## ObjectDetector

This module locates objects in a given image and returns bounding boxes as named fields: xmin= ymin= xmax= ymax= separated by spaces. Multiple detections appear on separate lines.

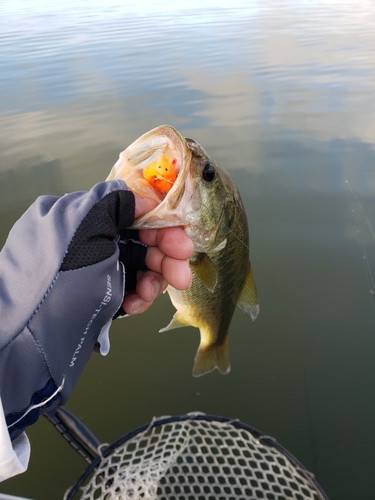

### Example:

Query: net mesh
xmin=67 ymin=414 xmax=325 ymax=500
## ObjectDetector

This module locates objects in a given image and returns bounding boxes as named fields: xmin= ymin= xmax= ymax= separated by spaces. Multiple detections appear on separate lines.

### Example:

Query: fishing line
xmin=163 ymin=171 xmax=313 ymax=306
xmin=153 ymin=172 xmax=251 ymax=252
xmin=356 ymin=228 xmax=375 ymax=298
xmin=345 ymin=180 xmax=375 ymax=242
xmin=138 ymin=159 xmax=369 ymax=325
xmin=345 ymin=179 xmax=375 ymax=318
xmin=156 ymin=169 xmax=356 ymax=321
xmin=175 ymin=171 xmax=375 ymax=326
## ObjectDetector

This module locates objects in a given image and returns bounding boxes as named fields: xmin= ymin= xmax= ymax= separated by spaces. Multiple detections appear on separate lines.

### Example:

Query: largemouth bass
xmin=107 ymin=125 xmax=259 ymax=376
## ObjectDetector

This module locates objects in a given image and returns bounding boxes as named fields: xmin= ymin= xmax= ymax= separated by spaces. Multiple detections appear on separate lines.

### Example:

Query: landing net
xmin=65 ymin=413 xmax=328 ymax=500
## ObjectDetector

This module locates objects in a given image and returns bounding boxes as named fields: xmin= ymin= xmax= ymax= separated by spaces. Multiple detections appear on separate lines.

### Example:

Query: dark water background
xmin=1 ymin=1 xmax=375 ymax=498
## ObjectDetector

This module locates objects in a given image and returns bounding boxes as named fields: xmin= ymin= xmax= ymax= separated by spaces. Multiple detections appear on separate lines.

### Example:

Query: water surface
xmin=1 ymin=1 xmax=375 ymax=498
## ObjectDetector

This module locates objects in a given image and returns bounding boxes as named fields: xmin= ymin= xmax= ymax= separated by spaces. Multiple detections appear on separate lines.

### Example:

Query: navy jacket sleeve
xmin=0 ymin=180 xmax=142 ymax=439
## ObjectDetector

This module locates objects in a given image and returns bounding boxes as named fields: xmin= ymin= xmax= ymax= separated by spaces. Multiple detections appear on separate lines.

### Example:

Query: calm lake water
xmin=1 ymin=0 xmax=375 ymax=498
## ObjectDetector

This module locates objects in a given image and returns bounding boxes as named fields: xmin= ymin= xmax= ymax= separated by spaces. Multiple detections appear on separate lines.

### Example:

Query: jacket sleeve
xmin=0 ymin=180 xmax=138 ymax=450
xmin=0 ymin=396 xmax=29 ymax=482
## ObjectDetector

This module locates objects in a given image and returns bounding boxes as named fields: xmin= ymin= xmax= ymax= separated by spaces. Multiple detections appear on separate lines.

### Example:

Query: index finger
xmin=139 ymin=227 xmax=194 ymax=260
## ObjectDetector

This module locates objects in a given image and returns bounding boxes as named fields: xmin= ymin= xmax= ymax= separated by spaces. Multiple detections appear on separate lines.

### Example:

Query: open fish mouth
xmin=107 ymin=125 xmax=199 ymax=229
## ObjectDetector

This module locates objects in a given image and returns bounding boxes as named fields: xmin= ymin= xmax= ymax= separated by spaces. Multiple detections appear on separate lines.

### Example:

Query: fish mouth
xmin=107 ymin=125 xmax=197 ymax=229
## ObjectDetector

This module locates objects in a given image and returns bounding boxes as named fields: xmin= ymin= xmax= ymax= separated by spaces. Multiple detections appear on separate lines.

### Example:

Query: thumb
xmin=133 ymin=192 xmax=159 ymax=219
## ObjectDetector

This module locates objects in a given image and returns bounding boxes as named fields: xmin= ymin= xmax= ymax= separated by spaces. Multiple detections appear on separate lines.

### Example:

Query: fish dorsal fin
xmin=237 ymin=263 xmax=259 ymax=321
xmin=190 ymin=253 xmax=218 ymax=292
xmin=159 ymin=312 xmax=189 ymax=332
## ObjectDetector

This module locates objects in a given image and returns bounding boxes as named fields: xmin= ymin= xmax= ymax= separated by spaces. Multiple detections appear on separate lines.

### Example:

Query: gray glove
xmin=0 ymin=180 xmax=146 ymax=439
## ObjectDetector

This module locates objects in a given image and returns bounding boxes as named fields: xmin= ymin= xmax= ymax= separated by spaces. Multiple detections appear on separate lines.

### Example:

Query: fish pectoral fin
xmin=192 ymin=338 xmax=231 ymax=377
xmin=159 ymin=312 xmax=189 ymax=332
xmin=190 ymin=253 xmax=218 ymax=292
xmin=237 ymin=263 xmax=259 ymax=321
xmin=211 ymin=238 xmax=227 ymax=253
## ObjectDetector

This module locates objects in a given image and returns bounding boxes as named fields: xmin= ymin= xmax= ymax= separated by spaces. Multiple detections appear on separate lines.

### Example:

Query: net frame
xmin=64 ymin=412 xmax=328 ymax=500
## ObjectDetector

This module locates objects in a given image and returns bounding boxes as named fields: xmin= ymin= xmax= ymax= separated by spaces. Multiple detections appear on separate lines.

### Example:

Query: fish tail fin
xmin=192 ymin=337 xmax=230 ymax=377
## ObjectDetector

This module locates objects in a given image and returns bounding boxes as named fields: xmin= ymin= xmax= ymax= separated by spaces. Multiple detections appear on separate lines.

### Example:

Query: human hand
xmin=122 ymin=194 xmax=194 ymax=315
xmin=0 ymin=181 xmax=193 ymax=439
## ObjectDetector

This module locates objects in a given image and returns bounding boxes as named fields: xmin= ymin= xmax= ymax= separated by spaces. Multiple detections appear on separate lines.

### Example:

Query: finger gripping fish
xmin=107 ymin=125 xmax=259 ymax=376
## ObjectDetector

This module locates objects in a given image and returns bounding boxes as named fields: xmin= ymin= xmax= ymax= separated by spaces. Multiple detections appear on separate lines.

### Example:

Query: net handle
xmin=44 ymin=407 xmax=104 ymax=465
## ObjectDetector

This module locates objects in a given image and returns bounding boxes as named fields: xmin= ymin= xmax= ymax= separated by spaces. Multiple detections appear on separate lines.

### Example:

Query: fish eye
xmin=202 ymin=162 xmax=215 ymax=182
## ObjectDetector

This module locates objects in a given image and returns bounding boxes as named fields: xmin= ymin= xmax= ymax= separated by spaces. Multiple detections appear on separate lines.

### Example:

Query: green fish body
xmin=107 ymin=126 xmax=259 ymax=376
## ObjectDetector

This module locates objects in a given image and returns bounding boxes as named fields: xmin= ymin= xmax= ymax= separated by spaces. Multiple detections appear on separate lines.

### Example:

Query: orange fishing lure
xmin=143 ymin=153 xmax=177 ymax=193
